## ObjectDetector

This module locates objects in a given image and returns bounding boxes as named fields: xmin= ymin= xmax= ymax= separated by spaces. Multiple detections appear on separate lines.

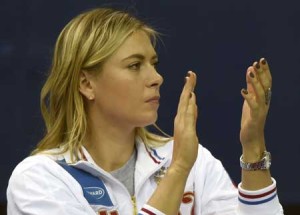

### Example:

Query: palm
xmin=239 ymin=59 xmax=272 ymax=147
xmin=240 ymin=99 xmax=265 ymax=144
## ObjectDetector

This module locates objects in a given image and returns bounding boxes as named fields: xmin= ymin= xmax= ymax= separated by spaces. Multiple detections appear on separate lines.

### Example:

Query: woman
xmin=7 ymin=8 xmax=284 ymax=215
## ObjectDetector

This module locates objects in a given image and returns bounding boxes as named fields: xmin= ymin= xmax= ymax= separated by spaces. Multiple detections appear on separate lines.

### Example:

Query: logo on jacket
xmin=84 ymin=187 xmax=105 ymax=199
xmin=154 ymin=166 xmax=168 ymax=184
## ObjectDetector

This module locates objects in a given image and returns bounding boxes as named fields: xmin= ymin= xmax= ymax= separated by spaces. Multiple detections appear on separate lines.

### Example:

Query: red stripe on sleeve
xmin=239 ymin=187 xmax=277 ymax=199
xmin=141 ymin=208 xmax=156 ymax=215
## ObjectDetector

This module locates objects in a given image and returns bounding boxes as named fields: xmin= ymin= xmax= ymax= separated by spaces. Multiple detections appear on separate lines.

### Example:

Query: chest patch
xmin=57 ymin=160 xmax=113 ymax=206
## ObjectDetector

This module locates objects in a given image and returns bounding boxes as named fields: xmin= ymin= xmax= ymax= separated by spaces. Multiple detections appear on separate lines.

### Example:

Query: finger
xmin=246 ymin=68 xmax=266 ymax=105
xmin=188 ymin=71 xmax=197 ymax=92
xmin=260 ymin=58 xmax=272 ymax=88
xmin=241 ymin=88 xmax=258 ymax=110
xmin=245 ymin=66 xmax=255 ymax=94
xmin=253 ymin=59 xmax=272 ymax=91
xmin=177 ymin=71 xmax=197 ymax=114
xmin=191 ymin=71 xmax=197 ymax=92
xmin=185 ymin=92 xmax=198 ymax=127
xmin=177 ymin=76 xmax=191 ymax=115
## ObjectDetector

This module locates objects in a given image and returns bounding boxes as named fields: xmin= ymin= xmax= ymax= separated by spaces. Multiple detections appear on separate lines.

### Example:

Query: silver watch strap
xmin=240 ymin=151 xmax=271 ymax=171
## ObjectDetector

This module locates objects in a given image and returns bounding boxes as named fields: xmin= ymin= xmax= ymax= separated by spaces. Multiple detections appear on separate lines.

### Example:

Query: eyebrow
xmin=121 ymin=54 xmax=158 ymax=62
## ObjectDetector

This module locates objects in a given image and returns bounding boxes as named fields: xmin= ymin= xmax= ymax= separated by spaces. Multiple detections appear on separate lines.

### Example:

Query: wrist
xmin=240 ymin=151 xmax=271 ymax=171
xmin=168 ymin=163 xmax=191 ymax=177
xmin=242 ymin=148 xmax=266 ymax=163
xmin=242 ymin=141 xmax=266 ymax=163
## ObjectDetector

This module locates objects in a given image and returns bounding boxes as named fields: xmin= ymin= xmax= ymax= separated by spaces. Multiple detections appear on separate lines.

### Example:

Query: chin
xmin=137 ymin=114 xmax=158 ymax=127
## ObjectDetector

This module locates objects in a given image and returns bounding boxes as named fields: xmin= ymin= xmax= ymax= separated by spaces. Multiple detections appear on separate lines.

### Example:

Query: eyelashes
xmin=128 ymin=61 xmax=159 ymax=71
xmin=128 ymin=62 xmax=141 ymax=70
xmin=153 ymin=61 xmax=159 ymax=69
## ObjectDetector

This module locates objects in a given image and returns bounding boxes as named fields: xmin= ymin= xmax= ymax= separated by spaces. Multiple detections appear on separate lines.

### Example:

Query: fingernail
xmin=262 ymin=59 xmax=267 ymax=65
xmin=242 ymin=89 xmax=248 ymax=95
xmin=255 ymin=62 xmax=260 ymax=69
xmin=249 ymin=72 xmax=255 ymax=78
xmin=187 ymin=72 xmax=191 ymax=77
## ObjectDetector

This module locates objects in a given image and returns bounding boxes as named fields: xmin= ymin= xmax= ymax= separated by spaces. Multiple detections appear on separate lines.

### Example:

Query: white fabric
xmin=7 ymin=138 xmax=284 ymax=215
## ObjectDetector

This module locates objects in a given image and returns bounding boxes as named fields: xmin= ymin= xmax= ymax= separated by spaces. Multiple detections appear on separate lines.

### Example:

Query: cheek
xmin=116 ymin=78 xmax=143 ymax=95
xmin=100 ymin=81 xmax=142 ymax=106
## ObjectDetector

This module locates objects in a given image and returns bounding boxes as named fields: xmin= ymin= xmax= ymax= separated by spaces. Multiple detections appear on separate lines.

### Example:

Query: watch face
xmin=266 ymin=160 xmax=271 ymax=169
xmin=265 ymin=152 xmax=271 ymax=169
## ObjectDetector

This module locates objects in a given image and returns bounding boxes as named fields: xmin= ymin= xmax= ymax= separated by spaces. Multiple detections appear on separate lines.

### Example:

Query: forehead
xmin=110 ymin=30 xmax=157 ymax=61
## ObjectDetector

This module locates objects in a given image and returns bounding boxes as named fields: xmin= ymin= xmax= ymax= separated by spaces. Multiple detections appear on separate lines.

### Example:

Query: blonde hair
xmin=31 ymin=8 xmax=171 ymax=161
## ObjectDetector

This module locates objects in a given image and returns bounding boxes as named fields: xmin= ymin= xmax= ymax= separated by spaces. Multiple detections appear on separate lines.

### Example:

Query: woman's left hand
xmin=240 ymin=58 xmax=272 ymax=158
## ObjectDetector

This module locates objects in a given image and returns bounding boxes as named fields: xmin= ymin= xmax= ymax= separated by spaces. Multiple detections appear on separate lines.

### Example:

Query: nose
xmin=147 ymin=69 xmax=164 ymax=88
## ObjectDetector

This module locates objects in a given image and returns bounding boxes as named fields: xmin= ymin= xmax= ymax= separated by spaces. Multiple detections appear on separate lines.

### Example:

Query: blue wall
xmin=1 ymin=0 xmax=299 ymax=205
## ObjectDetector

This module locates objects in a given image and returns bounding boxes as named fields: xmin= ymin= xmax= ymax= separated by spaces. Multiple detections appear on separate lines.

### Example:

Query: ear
xmin=79 ymin=71 xmax=95 ymax=100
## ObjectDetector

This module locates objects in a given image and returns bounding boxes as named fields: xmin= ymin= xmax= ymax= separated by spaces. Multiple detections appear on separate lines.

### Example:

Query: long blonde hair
xmin=32 ymin=8 xmax=170 ymax=161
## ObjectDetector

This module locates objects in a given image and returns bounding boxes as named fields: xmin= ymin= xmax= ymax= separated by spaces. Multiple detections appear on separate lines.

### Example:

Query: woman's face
xmin=90 ymin=30 xmax=163 ymax=129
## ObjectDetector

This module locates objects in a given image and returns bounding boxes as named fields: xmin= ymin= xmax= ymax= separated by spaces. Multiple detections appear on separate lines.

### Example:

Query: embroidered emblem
xmin=178 ymin=192 xmax=195 ymax=215
xmin=84 ymin=187 xmax=105 ymax=199
xmin=57 ymin=160 xmax=114 ymax=206
xmin=98 ymin=210 xmax=119 ymax=215
xmin=154 ymin=166 xmax=168 ymax=184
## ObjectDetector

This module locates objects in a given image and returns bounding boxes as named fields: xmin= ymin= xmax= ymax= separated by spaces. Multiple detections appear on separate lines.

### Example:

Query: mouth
xmin=146 ymin=96 xmax=160 ymax=103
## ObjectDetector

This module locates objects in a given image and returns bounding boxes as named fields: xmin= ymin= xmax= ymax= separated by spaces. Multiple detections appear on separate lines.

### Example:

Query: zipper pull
xmin=131 ymin=196 xmax=137 ymax=215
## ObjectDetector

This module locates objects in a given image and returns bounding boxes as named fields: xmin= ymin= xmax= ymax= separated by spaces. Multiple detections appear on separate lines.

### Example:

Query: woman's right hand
xmin=171 ymin=71 xmax=199 ymax=174
xmin=147 ymin=71 xmax=199 ymax=214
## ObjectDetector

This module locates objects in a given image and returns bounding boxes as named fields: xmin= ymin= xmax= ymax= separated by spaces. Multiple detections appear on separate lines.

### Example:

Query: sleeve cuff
xmin=237 ymin=178 xmax=283 ymax=214
xmin=138 ymin=204 xmax=165 ymax=215
xmin=238 ymin=177 xmax=277 ymax=205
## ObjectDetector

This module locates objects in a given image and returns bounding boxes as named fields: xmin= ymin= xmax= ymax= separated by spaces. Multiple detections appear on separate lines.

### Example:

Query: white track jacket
xmin=7 ymin=138 xmax=284 ymax=215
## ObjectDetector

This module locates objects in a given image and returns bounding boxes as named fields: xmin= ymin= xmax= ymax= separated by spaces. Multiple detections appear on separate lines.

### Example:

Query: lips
xmin=146 ymin=96 xmax=160 ymax=103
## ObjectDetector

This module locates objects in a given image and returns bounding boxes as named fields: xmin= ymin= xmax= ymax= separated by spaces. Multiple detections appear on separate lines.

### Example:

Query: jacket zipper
xmin=132 ymin=196 xmax=137 ymax=215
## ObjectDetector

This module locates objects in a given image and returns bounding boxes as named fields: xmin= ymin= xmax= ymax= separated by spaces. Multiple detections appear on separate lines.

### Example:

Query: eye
xmin=128 ymin=62 xmax=141 ymax=71
xmin=153 ymin=61 xmax=159 ymax=69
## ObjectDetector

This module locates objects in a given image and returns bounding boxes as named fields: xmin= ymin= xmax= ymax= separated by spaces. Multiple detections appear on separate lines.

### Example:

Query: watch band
xmin=240 ymin=151 xmax=271 ymax=171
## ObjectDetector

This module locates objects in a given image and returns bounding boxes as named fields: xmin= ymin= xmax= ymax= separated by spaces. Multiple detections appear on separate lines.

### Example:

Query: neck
xmin=83 ymin=111 xmax=137 ymax=172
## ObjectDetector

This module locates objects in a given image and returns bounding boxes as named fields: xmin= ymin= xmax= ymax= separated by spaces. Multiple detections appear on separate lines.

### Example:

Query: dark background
xmin=1 ymin=0 xmax=299 ymax=214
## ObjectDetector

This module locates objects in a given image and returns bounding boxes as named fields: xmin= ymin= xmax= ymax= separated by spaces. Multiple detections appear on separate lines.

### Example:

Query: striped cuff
xmin=138 ymin=204 xmax=165 ymax=215
xmin=238 ymin=178 xmax=277 ymax=205
xmin=237 ymin=178 xmax=283 ymax=215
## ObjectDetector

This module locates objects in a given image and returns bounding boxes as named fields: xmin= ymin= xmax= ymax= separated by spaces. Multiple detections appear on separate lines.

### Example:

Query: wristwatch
xmin=240 ymin=151 xmax=271 ymax=171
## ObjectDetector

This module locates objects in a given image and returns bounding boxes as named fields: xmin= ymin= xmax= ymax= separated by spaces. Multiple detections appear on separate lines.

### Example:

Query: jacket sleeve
xmin=138 ymin=204 xmax=166 ymax=215
xmin=7 ymin=156 xmax=96 ymax=215
xmin=237 ymin=178 xmax=283 ymax=215
xmin=194 ymin=146 xmax=284 ymax=215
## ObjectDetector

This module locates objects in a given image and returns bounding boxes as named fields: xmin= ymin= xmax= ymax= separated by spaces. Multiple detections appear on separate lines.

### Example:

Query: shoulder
xmin=9 ymin=150 xmax=63 ymax=177
xmin=7 ymin=153 xmax=84 ymax=202
xmin=7 ymin=150 xmax=77 ymax=194
xmin=7 ymin=154 xmax=92 ymax=214
xmin=192 ymin=144 xmax=227 ymax=175
xmin=8 ymin=154 xmax=62 ymax=191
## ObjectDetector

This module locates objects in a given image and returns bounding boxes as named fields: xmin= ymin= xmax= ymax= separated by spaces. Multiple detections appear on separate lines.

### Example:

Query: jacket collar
xmin=61 ymin=137 xmax=173 ymax=174
xmin=134 ymin=136 xmax=173 ymax=191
